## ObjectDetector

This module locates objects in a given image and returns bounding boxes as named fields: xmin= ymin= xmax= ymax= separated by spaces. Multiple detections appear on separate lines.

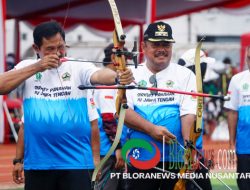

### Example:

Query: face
xmin=246 ymin=47 xmax=250 ymax=71
xmin=33 ymin=33 xmax=66 ymax=59
xmin=142 ymin=41 xmax=173 ymax=73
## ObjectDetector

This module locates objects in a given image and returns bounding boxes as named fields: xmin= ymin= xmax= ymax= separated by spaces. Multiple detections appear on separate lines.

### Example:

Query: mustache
xmin=154 ymin=51 xmax=168 ymax=57
xmin=57 ymin=53 xmax=65 ymax=59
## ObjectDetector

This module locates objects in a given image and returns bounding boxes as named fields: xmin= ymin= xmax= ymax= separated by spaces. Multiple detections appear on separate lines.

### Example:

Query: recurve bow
xmin=91 ymin=0 xmax=128 ymax=188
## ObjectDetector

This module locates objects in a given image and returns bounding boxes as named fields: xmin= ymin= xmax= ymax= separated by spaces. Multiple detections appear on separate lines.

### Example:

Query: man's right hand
xmin=12 ymin=163 xmax=24 ymax=184
xmin=149 ymin=125 xmax=176 ymax=143
xmin=37 ymin=54 xmax=60 ymax=71
xmin=115 ymin=149 xmax=125 ymax=169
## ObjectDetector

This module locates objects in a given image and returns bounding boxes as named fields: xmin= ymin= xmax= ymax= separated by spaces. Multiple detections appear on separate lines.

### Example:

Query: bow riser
xmin=113 ymin=30 xmax=127 ymax=114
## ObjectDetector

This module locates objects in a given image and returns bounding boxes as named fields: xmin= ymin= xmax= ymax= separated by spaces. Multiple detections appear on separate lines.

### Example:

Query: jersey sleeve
xmin=14 ymin=59 xmax=37 ymax=70
xmin=224 ymin=76 xmax=239 ymax=111
xmin=79 ymin=62 xmax=100 ymax=86
xmin=87 ymin=90 xmax=99 ymax=122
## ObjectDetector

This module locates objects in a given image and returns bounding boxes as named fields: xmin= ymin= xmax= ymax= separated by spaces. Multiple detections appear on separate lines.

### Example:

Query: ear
xmin=32 ymin=44 xmax=39 ymax=53
xmin=141 ymin=41 xmax=146 ymax=52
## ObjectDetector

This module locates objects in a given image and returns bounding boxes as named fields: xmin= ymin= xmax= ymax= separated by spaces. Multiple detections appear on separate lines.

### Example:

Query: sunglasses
xmin=149 ymin=74 xmax=158 ymax=95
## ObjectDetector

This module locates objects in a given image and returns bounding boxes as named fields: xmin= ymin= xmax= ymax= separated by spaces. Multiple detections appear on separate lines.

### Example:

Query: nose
xmin=155 ymin=45 xmax=167 ymax=51
xmin=56 ymin=51 xmax=64 ymax=58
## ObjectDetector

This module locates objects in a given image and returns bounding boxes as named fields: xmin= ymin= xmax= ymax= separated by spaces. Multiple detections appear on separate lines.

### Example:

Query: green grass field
xmin=211 ymin=177 xmax=238 ymax=190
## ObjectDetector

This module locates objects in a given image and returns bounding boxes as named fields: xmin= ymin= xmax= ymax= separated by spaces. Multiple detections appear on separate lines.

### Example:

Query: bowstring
xmin=62 ymin=0 xmax=71 ymax=29
xmin=176 ymin=140 xmax=232 ymax=190
xmin=56 ymin=0 xmax=73 ymax=119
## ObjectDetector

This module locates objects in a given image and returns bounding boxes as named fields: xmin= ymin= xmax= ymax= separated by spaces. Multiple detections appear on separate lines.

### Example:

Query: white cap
xmin=180 ymin=49 xmax=226 ymax=82
xmin=180 ymin=48 xmax=215 ymax=67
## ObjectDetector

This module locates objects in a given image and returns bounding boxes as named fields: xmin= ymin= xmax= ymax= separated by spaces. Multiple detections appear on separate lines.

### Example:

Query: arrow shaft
xmin=78 ymin=85 xmax=229 ymax=101
xmin=60 ymin=58 xmax=140 ymax=66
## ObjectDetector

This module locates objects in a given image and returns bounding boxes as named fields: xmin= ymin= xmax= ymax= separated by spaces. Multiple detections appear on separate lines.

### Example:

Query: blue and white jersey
xmin=15 ymin=58 xmax=99 ymax=170
xmin=224 ymin=70 xmax=250 ymax=154
xmin=126 ymin=63 xmax=197 ymax=162
xmin=93 ymin=89 xmax=127 ymax=156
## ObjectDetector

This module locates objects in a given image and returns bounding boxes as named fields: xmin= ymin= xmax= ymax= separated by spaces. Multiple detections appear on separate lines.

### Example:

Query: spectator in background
xmin=179 ymin=49 xmax=217 ymax=134
xmin=93 ymin=43 xmax=127 ymax=190
xmin=223 ymin=57 xmax=232 ymax=76
xmin=222 ymin=57 xmax=233 ymax=94
xmin=6 ymin=53 xmax=20 ymax=98
xmin=6 ymin=53 xmax=16 ymax=71
xmin=5 ymin=53 xmax=24 ymax=98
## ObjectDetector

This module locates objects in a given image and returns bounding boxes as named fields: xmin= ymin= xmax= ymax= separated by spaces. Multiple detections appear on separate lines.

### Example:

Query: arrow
xmin=78 ymin=85 xmax=230 ymax=101
xmin=60 ymin=57 xmax=141 ymax=66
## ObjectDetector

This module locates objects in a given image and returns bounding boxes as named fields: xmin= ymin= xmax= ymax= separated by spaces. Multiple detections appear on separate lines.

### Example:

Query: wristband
xmin=13 ymin=158 xmax=23 ymax=165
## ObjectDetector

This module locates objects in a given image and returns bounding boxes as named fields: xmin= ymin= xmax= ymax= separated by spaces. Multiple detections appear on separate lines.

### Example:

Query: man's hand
xmin=93 ymin=157 xmax=101 ymax=181
xmin=229 ymin=141 xmax=235 ymax=151
xmin=115 ymin=149 xmax=125 ymax=169
xmin=117 ymin=68 xmax=134 ymax=85
xmin=37 ymin=54 xmax=61 ymax=71
xmin=12 ymin=163 xmax=24 ymax=184
xmin=228 ymin=143 xmax=236 ymax=166
xmin=149 ymin=126 xmax=176 ymax=143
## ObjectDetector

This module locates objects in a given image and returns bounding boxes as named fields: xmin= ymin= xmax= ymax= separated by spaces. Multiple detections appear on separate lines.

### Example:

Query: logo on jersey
xmin=35 ymin=72 xmax=42 ymax=81
xmin=104 ymin=96 xmax=114 ymax=100
xmin=242 ymin=83 xmax=249 ymax=91
xmin=121 ymin=139 xmax=160 ymax=170
xmin=62 ymin=72 xmax=71 ymax=81
xmin=166 ymin=80 xmax=174 ymax=88
xmin=89 ymin=97 xmax=96 ymax=108
xmin=138 ymin=80 xmax=147 ymax=87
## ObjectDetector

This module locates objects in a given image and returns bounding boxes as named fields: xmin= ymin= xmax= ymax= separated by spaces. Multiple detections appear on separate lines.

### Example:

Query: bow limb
xmin=91 ymin=104 xmax=126 ymax=186
xmin=193 ymin=39 xmax=204 ymax=137
xmin=91 ymin=0 xmax=127 ymax=187
xmin=186 ymin=38 xmax=204 ymax=150
xmin=174 ymin=39 xmax=204 ymax=190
